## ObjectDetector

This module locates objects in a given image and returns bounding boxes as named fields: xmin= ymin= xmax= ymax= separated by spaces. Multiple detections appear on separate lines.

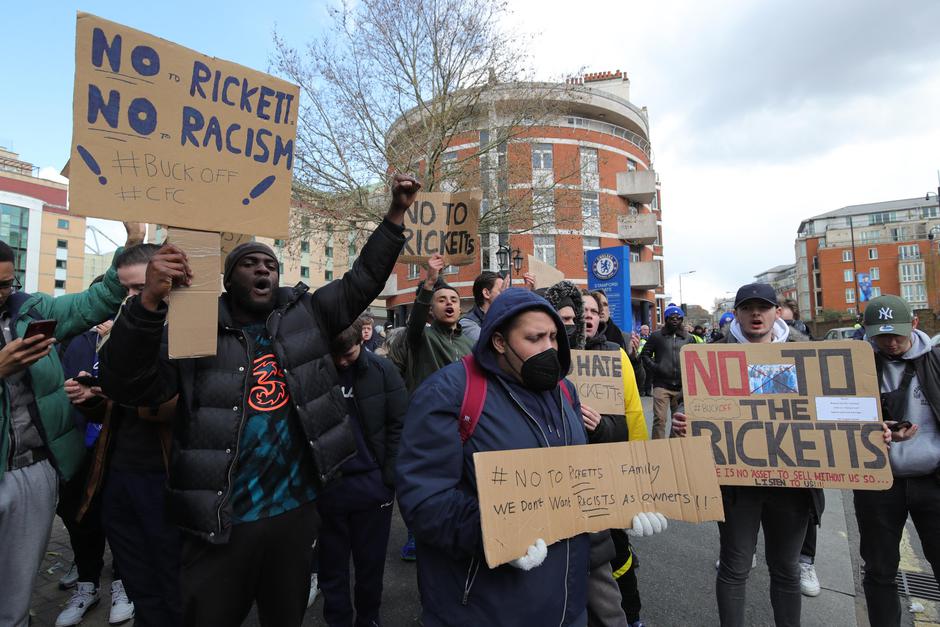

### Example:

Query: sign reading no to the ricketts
xmin=680 ymin=341 xmax=892 ymax=491
xmin=69 ymin=13 xmax=297 ymax=237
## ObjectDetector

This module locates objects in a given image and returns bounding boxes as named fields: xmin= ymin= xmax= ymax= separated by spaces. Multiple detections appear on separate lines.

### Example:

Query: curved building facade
xmin=383 ymin=70 xmax=665 ymax=330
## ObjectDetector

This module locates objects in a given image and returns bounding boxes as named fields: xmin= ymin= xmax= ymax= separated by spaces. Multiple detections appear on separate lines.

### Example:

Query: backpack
xmin=457 ymin=354 xmax=574 ymax=443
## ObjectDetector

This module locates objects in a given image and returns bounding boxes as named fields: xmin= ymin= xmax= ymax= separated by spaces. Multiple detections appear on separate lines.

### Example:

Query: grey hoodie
xmin=878 ymin=329 xmax=940 ymax=477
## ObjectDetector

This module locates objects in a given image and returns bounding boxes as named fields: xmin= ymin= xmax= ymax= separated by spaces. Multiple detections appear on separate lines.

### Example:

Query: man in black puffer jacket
xmin=319 ymin=318 xmax=407 ymax=627
xmin=98 ymin=175 xmax=417 ymax=627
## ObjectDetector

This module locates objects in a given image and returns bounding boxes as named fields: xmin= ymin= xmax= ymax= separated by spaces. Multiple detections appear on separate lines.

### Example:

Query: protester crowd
xmin=0 ymin=174 xmax=937 ymax=627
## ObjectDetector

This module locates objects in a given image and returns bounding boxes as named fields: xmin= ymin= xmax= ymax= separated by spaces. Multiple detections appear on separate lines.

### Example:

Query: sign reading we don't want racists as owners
xmin=70 ymin=13 xmax=297 ymax=238
xmin=681 ymin=341 xmax=892 ymax=491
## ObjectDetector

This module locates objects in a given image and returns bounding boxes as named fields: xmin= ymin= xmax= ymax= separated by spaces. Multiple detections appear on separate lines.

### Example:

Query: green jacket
xmin=403 ymin=288 xmax=473 ymax=392
xmin=1 ymin=249 xmax=127 ymax=482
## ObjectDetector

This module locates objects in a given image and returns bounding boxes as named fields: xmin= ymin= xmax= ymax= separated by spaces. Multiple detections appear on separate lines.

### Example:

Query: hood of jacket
xmin=544 ymin=280 xmax=585 ymax=349
xmin=473 ymin=288 xmax=571 ymax=377
xmin=729 ymin=318 xmax=792 ymax=344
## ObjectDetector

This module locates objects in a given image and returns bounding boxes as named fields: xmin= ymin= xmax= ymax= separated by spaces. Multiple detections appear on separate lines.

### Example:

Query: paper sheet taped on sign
xmin=567 ymin=350 xmax=625 ymax=415
xmin=399 ymin=191 xmax=480 ymax=266
xmin=167 ymin=228 xmax=219 ymax=359
xmin=680 ymin=341 xmax=892 ymax=491
xmin=474 ymin=437 xmax=723 ymax=568
xmin=69 ymin=13 xmax=296 ymax=237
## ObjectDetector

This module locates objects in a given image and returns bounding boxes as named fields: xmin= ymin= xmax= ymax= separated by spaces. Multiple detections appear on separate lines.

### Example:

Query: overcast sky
xmin=4 ymin=1 xmax=940 ymax=309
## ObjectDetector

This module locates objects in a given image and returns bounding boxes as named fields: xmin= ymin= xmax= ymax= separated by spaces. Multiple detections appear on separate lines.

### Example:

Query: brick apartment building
xmin=795 ymin=196 xmax=940 ymax=319
xmin=381 ymin=70 xmax=665 ymax=329
xmin=0 ymin=148 xmax=86 ymax=296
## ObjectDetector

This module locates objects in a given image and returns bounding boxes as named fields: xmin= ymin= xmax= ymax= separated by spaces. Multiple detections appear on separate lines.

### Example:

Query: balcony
xmin=616 ymin=170 xmax=656 ymax=204
xmin=618 ymin=213 xmax=658 ymax=244
xmin=630 ymin=260 xmax=661 ymax=290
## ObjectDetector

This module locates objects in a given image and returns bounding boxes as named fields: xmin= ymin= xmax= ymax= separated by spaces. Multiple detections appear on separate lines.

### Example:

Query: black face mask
xmin=564 ymin=324 xmax=577 ymax=344
xmin=506 ymin=341 xmax=562 ymax=392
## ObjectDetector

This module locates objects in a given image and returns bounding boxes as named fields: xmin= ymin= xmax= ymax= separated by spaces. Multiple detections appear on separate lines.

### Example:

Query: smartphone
xmin=73 ymin=375 xmax=99 ymax=387
xmin=889 ymin=420 xmax=913 ymax=432
xmin=23 ymin=319 xmax=57 ymax=340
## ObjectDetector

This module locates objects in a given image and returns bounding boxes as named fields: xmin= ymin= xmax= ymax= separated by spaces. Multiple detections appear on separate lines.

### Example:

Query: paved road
xmin=29 ymin=398 xmax=940 ymax=626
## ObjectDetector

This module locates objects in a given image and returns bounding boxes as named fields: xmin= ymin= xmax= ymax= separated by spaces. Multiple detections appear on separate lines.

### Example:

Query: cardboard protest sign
xmin=568 ymin=350 xmax=625 ymax=415
xmin=399 ymin=192 xmax=479 ymax=266
xmin=167 ymin=228 xmax=220 ymax=358
xmin=69 ymin=13 xmax=296 ymax=237
xmin=681 ymin=341 xmax=892 ymax=491
xmin=528 ymin=254 xmax=564 ymax=288
xmin=219 ymin=232 xmax=253 ymax=272
xmin=475 ymin=437 xmax=723 ymax=568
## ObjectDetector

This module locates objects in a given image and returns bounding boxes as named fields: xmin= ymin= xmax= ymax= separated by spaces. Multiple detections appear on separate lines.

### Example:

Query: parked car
xmin=823 ymin=327 xmax=857 ymax=340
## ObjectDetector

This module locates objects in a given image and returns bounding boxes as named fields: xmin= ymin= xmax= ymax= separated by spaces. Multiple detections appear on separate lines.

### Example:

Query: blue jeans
xmin=716 ymin=486 xmax=810 ymax=627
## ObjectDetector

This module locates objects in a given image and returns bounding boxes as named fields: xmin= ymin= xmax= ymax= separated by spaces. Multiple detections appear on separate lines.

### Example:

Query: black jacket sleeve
xmin=98 ymin=296 xmax=180 ymax=407
xmin=312 ymin=218 xmax=405 ymax=339
xmin=380 ymin=358 xmax=408 ymax=488
xmin=406 ymin=287 xmax=432 ymax=348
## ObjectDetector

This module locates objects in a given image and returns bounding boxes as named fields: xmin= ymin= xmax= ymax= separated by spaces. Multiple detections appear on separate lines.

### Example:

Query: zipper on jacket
xmin=502 ymin=384 xmax=551 ymax=447
xmin=461 ymin=556 xmax=481 ymax=605
xmin=218 ymin=326 xmax=252 ymax=537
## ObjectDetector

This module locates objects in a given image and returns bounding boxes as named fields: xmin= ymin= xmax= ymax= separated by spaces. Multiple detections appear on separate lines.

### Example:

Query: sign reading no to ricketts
xmin=680 ymin=341 xmax=893 ymax=491
xmin=69 ymin=13 xmax=297 ymax=237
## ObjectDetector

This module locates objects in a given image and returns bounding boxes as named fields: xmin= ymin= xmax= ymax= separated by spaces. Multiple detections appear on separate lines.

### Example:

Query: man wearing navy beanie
xmin=640 ymin=303 xmax=693 ymax=438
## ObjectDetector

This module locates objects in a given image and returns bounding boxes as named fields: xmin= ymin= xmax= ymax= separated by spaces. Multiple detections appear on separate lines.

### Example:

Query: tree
xmin=271 ymin=0 xmax=581 ymax=245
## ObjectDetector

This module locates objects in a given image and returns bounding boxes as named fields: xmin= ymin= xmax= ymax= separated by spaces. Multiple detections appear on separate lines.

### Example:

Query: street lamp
xmin=496 ymin=245 xmax=523 ymax=284
xmin=678 ymin=270 xmax=696 ymax=312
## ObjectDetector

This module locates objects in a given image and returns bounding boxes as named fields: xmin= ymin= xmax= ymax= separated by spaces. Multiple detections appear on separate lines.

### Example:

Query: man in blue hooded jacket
xmin=396 ymin=288 xmax=590 ymax=627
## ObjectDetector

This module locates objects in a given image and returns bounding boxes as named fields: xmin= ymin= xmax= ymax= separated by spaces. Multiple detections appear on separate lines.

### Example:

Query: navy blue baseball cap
xmin=734 ymin=283 xmax=778 ymax=308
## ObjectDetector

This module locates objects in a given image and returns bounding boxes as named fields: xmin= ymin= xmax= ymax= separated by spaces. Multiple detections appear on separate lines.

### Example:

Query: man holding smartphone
xmin=0 ymin=222 xmax=142 ymax=627
xmin=853 ymin=295 xmax=937 ymax=627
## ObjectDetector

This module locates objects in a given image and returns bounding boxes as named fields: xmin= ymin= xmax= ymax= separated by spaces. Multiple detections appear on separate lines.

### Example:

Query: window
xmin=581 ymin=192 xmax=600 ymax=234
xmin=812 ymin=256 xmax=819 ymax=270
xmin=580 ymin=147 xmax=599 ymax=191
xmin=0 ymin=203 xmax=30 ymax=287
xmin=301 ymin=216 xmax=310 ymax=228
xmin=443 ymin=265 xmax=459 ymax=275
xmin=55 ymin=279 xmax=66 ymax=289
xmin=859 ymin=230 xmax=878 ymax=243
xmin=845 ymin=288 xmax=855 ymax=304
xmin=922 ymin=206 xmax=939 ymax=219
xmin=843 ymin=269 xmax=853 ymax=282
xmin=279 ymin=262 xmax=284 ymax=274
xmin=348 ymin=231 xmax=357 ymax=259
xmin=900 ymin=262 xmax=924 ymax=282
xmin=899 ymin=244 xmax=920 ymax=260
xmin=300 ymin=240 xmax=309 ymax=253
xmin=627 ymin=160 xmax=637 ymax=172
xmin=901 ymin=283 xmax=927 ymax=305
xmin=57 ymin=219 xmax=69 ymax=230
xmin=583 ymin=236 xmax=600 ymax=270
xmin=532 ymin=143 xmax=553 ymax=171
xmin=869 ymin=211 xmax=893 ymax=225
xmin=57 ymin=239 xmax=68 ymax=249
xmin=55 ymin=259 xmax=66 ymax=269
xmin=890 ymin=227 xmax=909 ymax=242
xmin=630 ymin=251 xmax=641 ymax=263
xmin=868 ymin=248 xmax=878 ymax=260
xmin=274 ymin=239 xmax=285 ymax=247
xmin=324 ymin=270 xmax=333 ymax=280
xmin=870 ymin=267 xmax=880 ymax=280
xmin=533 ymin=235 xmax=556 ymax=266
xmin=532 ymin=189 xmax=555 ymax=228
xmin=870 ymin=286 xmax=882 ymax=298
xmin=300 ymin=266 xmax=309 ymax=278
xmin=847 ymin=307 xmax=856 ymax=315
xmin=408 ymin=264 xmax=420 ymax=280
xmin=842 ymin=250 xmax=852 ymax=262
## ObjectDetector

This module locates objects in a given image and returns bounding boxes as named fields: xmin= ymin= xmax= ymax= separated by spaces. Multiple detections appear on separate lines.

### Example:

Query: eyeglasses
xmin=0 ymin=277 xmax=22 ymax=292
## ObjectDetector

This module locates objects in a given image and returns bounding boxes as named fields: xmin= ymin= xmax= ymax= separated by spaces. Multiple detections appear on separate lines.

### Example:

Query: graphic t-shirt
xmin=230 ymin=324 xmax=317 ymax=523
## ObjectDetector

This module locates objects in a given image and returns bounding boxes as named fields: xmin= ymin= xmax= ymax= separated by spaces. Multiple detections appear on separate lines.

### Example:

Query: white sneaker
xmin=800 ymin=562 xmax=821 ymax=597
xmin=109 ymin=580 xmax=135 ymax=624
xmin=55 ymin=582 xmax=100 ymax=626
xmin=307 ymin=573 xmax=319 ymax=609
xmin=59 ymin=562 xmax=79 ymax=590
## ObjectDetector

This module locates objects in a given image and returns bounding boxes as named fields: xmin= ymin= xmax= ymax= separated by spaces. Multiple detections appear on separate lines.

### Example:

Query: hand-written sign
xmin=399 ymin=191 xmax=479 ymax=266
xmin=680 ymin=341 xmax=892 ymax=490
xmin=528 ymin=254 xmax=564 ymax=289
xmin=567 ymin=350 xmax=625 ymax=415
xmin=69 ymin=13 xmax=296 ymax=237
xmin=475 ymin=437 xmax=724 ymax=568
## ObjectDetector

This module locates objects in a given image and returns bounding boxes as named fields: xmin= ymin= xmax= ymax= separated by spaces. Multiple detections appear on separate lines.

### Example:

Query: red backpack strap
xmin=458 ymin=354 xmax=487 ymax=443
xmin=559 ymin=379 xmax=575 ymax=407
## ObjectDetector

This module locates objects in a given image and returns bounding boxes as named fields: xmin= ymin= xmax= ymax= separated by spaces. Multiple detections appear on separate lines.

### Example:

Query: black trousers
xmin=103 ymin=468 xmax=182 ymax=627
xmin=855 ymin=475 xmax=940 ymax=627
xmin=181 ymin=500 xmax=319 ymax=627
xmin=57 ymin=453 xmax=113 ymax=587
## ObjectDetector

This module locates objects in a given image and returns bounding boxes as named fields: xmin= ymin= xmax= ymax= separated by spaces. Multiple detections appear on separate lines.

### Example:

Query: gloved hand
xmin=509 ymin=539 xmax=547 ymax=571
xmin=626 ymin=512 xmax=668 ymax=537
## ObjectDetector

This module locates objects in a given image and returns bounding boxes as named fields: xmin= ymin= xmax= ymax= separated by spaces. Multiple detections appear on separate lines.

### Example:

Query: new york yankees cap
xmin=863 ymin=295 xmax=913 ymax=337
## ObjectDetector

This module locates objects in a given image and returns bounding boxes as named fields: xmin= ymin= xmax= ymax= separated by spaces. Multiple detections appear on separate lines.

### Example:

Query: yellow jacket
xmin=620 ymin=348 xmax=648 ymax=442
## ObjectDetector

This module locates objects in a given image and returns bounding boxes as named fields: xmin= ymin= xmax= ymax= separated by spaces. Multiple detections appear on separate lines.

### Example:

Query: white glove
xmin=626 ymin=512 xmax=668 ymax=537
xmin=509 ymin=538 xmax=547 ymax=571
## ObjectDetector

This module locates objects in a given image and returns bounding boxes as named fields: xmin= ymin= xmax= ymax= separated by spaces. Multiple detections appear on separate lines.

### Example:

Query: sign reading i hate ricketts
xmin=69 ymin=13 xmax=297 ymax=237
xmin=680 ymin=341 xmax=893 ymax=491
xmin=475 ymin=437 xmax=724 ymax=568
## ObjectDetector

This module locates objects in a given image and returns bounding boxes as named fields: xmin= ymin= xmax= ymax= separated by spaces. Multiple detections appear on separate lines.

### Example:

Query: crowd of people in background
xmin=0 ymin=174 xmax=937 ymax=627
